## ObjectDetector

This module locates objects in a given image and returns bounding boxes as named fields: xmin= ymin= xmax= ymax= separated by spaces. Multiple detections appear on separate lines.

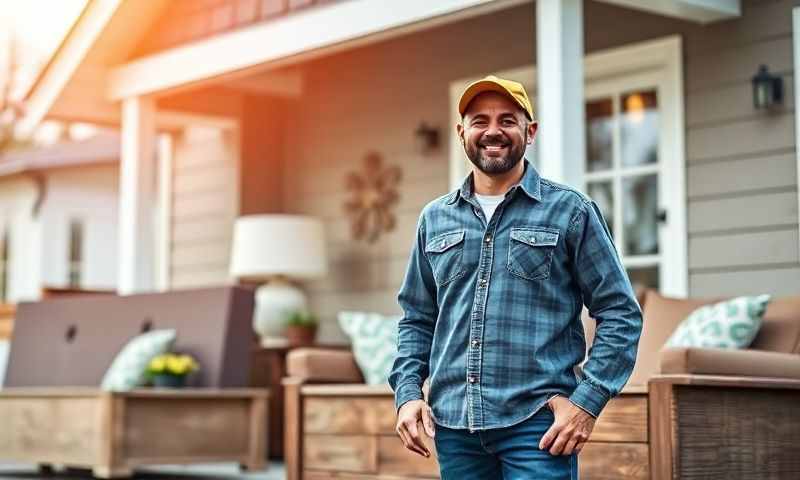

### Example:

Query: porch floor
xmin=0 ymin=462 xmax=286 ymax=479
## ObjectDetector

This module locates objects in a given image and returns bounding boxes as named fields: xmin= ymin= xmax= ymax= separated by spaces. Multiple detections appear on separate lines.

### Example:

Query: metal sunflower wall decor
xmin=343 ymin=151 xmax=402 ymax=243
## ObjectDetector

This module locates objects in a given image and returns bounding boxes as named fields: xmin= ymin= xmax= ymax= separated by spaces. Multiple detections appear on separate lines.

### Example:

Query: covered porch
xmin=20 ymin=0 xmax=798 ymax=344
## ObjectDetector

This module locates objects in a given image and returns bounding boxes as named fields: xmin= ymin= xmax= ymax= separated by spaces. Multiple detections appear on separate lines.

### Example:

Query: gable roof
xmin=0 ymin=131 xmax=119 ymax=178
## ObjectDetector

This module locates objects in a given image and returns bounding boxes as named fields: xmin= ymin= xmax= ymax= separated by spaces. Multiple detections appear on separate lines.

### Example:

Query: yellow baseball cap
xmin=458 ymin=75 xmax=534 ymax=121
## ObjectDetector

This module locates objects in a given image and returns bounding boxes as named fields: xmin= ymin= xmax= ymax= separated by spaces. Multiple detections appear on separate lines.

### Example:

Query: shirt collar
xmin=446 ymin=158 xmax=542 ymax=205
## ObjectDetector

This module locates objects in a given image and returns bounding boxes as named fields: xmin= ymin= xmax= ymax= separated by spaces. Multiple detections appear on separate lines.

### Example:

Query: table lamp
xmin=229 ymin=214 xmax=327 ymax=346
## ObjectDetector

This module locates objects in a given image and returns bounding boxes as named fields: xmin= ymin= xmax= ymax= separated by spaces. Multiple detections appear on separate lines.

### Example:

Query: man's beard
xmin=465 ymin=142 xmax=525 ymax=175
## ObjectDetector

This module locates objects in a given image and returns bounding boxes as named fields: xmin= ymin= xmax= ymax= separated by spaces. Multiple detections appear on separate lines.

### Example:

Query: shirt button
xmin=485 ymin=236 xmax=492 ymax=243
xmin=468 ymin=376 xmax=477 ymax=383
xmin=480 ymin=279 xmax=487 ymax=285
xmin=471 ymin=340 xmax=479 ymax=348
xmin=441 ymin=241 xmax=446 ymax=248
xmin=530 ymin=236 xmax=536 ymax=244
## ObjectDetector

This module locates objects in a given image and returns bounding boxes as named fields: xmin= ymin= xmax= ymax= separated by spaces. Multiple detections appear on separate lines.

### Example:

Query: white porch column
xmin=118 ymin=96 xmax=157 ymax=294
xmin=536 ymin=0 xmax=586 ymax=189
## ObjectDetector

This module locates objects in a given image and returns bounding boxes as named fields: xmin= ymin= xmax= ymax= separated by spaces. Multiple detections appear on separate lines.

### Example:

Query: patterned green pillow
xmin=338 ymin=311 xmax=400 ymax=385
xmin=665 ymin=294 xmax=771 ymax=349
xmin=100 ymin=329 xmax=177 ymax=391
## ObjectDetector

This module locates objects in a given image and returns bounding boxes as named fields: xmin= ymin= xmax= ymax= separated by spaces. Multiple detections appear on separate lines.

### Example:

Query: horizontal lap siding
xmin=685 ymin=0 xmax=799 ymax=297
xmin=170 ymin=126 xmax=239 ymax=289
xmin=281 ymin=6 xmax=537 ymax=342
xmin=276 ymin=1 xmax=800 ymax=342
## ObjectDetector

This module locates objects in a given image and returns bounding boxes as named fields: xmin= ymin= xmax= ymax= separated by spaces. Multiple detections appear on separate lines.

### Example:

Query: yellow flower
xmin=166 ymin=355 xmax=186 ymax=375
xmin=148 ymin=356 xmax=166 ymax=373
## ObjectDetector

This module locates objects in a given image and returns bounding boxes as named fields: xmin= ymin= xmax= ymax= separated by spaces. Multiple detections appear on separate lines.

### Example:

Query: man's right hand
xmin=395 ymin=399 xmax=436 ymax=458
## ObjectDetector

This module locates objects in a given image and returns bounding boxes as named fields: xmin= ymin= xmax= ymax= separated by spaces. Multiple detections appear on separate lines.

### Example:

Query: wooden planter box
xmin=0 ymin=387 xmax=270 ymax=478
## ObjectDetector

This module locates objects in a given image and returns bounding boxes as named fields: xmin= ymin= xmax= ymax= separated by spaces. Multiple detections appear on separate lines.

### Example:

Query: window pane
xmin=587 ymin=181 xmax=614 ymax=239
xmin=623 ymin=174 xmax=658 ymax=255
xmin=626 ymin=265 xmax=659 ymax=291
xmin=585 ymin=98 xmax=613 ymax=172
xmin=621 ymin=90 xmax=658 ymax=167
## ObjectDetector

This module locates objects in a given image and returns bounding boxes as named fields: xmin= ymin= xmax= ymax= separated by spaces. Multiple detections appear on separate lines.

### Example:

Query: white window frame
xmin=794 ymin=8 xmax=800 ymax=262
xmin=449 ymin=35 xmax=687 ymax=297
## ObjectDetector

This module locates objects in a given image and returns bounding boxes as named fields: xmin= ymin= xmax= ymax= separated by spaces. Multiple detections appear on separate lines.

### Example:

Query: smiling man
xmin=389 ymin=75 xmax=643 ymax=479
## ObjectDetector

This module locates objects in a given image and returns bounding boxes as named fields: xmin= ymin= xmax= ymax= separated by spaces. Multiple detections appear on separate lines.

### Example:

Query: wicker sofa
xmin=282 ymin=288 xmax=800 ymax=480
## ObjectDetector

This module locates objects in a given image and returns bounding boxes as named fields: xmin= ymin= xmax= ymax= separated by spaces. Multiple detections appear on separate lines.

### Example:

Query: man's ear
xmin=527 ymin=121 xmax=539 ymax=144
xmin=456 ymin=122 xmax=465 ymax=146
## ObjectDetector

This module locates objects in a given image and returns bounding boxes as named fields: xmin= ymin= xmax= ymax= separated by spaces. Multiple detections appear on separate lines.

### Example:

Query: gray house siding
xmin=275 ymin=0 xmax=798 ymax=341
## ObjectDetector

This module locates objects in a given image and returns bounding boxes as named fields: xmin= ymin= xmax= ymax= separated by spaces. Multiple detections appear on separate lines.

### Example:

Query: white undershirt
xmin=474 ymin=192 xmax=506 ymax=223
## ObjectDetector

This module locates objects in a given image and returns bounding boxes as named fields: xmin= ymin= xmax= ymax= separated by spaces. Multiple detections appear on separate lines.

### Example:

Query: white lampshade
xmin=229 ymin=214 xmax=328 ymax=281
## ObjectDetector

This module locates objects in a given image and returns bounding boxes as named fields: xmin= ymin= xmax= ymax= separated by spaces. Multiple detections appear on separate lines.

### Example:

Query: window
xmin=68 ymin=219 xmax=83 ymax=288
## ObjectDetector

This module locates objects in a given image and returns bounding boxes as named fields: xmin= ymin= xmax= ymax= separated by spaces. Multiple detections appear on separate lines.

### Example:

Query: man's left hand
xmin=539 ymin=395 xmax=595 ymax=456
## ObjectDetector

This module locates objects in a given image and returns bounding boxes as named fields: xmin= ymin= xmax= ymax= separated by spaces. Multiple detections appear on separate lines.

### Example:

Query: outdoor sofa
xmin=282 ymin=287 xmax=800 ymax=480
xmin=0 ymin=286 xmax=270 ymax=478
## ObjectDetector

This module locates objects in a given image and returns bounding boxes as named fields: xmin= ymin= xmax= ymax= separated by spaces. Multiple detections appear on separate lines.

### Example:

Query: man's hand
xmin=539 ymin=395 xmax=595 ymax=456
xmin=395 ymin=399 xmax=436 ymax=458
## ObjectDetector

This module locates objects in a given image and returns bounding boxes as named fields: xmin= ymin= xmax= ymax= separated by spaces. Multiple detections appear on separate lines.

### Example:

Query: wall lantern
xmin=751 ymin=64 xmax=783 ymax=110
xmin=414 ymin=122 xmax=439 ymax=154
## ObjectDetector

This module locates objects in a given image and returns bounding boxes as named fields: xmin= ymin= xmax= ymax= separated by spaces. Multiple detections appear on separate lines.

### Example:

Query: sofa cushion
xmin=626 ymin=290 xmax=723 ymax=387
xmin=664 ymin=294 xmax=770 ymax=349
xmin=286 ymin=347 xmax=364 ymax=383
xmin=628 ymin=290 xmax=800 ymax=387
xmin=660 ymin=347 xmax=800 ymax=379
xmin=750 ymin=295 xmax=800 ymax=353
xmin=338 ymin=312 xmax=400 ymax=385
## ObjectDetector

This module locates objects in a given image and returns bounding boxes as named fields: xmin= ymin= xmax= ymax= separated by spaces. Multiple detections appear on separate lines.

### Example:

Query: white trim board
xmin=596 ymin=0 xmax=739 ymax=24
xmin=794 ymin=8 xmax=800 ymax=267
xmin=449 ymin=36 xmax=687 ymax=297
xmin=16 ymin=0 xmax=124 ymax=137
xmin=107 ymin=0 xmax=529 ymax=100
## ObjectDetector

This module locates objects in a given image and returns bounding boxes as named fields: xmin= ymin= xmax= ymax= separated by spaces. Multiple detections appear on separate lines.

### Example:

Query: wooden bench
xmin=283 ymin=382 xmax=649 ymax=479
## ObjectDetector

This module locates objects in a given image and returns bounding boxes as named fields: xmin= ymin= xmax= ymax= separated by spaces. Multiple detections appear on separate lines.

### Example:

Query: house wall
xmin=0 ymin=165 xmax=119 ymax=303
xmin=0 ymin=177 xmax=41 ymax=302
xmin=273 ymin=0 xmax=798 ymax=342
xmin=170 ymin=125 xmax=240 ymax=288
xmin=39 ymin=166 xmax=120 ymax=291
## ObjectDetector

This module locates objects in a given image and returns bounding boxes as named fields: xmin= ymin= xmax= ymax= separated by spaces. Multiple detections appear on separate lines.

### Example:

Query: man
xmin=388 ymin=75 xmax=643 ymax=479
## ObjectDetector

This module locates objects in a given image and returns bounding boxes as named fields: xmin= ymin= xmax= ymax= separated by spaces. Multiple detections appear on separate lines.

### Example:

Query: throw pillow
xmin=338 ymin=311 xmax=400 ymax=385
xmin=100 ymin=329 xmax=177 ymax=391
xmin=664 ymin=294 xmax=771 ymax=349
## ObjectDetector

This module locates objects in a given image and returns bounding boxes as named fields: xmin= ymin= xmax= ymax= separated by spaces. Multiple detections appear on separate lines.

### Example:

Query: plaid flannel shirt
xmin=389 ymin=159 xmax=643 ymax=431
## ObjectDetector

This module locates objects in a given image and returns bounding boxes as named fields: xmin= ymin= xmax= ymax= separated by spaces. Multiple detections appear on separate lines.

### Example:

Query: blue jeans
xmin=433 ymin=407 xmax=578 ymax=479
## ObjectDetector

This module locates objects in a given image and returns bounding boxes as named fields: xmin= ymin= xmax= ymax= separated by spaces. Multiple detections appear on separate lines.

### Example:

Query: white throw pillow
xmin=664 ymin=294 xmax=771 ymax=349
xmin=100 ymin=329 xmax=177 ymax=391
xmin=338 ymin=311 xmax=400 ymax=385
xmin=0 ymin=340 xmax=9 ymax=387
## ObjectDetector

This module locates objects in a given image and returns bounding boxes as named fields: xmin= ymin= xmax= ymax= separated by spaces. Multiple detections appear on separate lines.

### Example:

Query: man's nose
xmin=483 ymin=123 xmax=504 ymax=137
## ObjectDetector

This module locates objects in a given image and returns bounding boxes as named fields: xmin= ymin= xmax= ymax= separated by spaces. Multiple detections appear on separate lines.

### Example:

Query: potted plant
xmin=283 ymin=310 xmax=318 ymax=347
xmin=146 ymin=352 xmax=199 ymax=388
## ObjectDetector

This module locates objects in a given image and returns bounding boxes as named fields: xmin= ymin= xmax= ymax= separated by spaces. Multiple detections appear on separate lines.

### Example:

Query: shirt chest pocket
xmin=425 ymin=230 xmax=466 ymax=287
xmin=507 ymin=227 xmax=560 ymax=281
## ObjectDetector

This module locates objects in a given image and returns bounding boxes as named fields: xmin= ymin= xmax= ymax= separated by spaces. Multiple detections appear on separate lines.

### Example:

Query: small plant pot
xmin=151 ymin=373 xmax=187 ymax=388
xmin=285 ymin=325 xmax=317 ymax=347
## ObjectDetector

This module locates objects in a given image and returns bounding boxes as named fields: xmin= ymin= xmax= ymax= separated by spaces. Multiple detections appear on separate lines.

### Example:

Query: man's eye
xmin=473 ymin=120 xmax=488 ymax=127
xmin=502 ymin=119 xmax=517 ymax=126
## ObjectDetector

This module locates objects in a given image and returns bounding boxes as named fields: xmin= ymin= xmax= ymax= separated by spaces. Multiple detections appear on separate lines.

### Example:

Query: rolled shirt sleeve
xmin=388 ymin=212 xmax=439 ymax=413
xmin=565 ymin=199 xmax=643 ymax=418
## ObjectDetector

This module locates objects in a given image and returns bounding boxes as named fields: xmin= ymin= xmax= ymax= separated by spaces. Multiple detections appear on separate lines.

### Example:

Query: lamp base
xmin=253 ymin=278 xmax=308 ymax=342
